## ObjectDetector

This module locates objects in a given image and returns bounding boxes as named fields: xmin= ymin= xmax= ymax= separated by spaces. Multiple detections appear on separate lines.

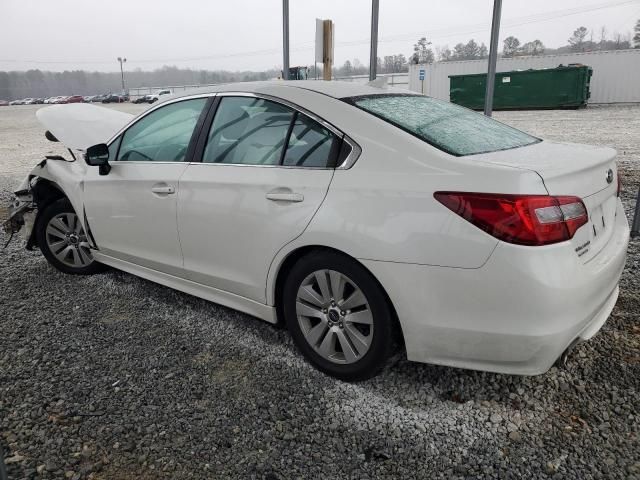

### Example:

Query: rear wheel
xmin=283 ymin=251 xmax=395 ymax=381
xmin=36 ymin=199 xmax=103 ymax=275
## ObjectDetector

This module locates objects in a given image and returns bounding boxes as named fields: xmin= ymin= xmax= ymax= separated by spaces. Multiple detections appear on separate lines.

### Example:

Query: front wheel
xmin=35 ymin=198 xmax=104 ymax=275
xmin=283 ymin=251 xmax=396 ymax=381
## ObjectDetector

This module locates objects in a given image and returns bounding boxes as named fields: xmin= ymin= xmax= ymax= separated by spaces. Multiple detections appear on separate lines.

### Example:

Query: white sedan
xmin=3 ymin=81 xmax=629 ymax=380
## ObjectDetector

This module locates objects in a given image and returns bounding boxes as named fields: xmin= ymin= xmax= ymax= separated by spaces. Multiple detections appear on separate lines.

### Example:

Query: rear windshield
xmin=344 ymin=94 xmax=539 ymax=156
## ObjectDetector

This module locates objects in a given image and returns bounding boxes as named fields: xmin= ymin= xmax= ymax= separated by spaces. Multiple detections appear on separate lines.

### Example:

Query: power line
xmin=0 ymin=0 xmax=637 ymax=66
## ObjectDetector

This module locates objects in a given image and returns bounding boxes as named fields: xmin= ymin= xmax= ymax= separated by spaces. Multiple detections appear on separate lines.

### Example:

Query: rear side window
xmin=345 ymin=94 xmax=539 ymax=156
xmin=283 ymin=114 xmax=336 ymax=167
xmin=202 ymin=96 xmax=340 ymax=168
xmin=203 ymin=97 xmax=293 ymax=165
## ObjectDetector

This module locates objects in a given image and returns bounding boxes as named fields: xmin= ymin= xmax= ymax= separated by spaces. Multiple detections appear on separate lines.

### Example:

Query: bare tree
xmin=503 ymin=36 xmax=521 ymax=57
xmin=599 ymin=26 xmax=608 ymax=50
xmin=436 ymin=45 xmax=453 ymax=61
xmin=568 ymin=26 xmax=589 ymax=52
xmin=521 ymin=40 xmax=545 ymax=56
xmin=411 ymin=37 xmax=434 ymax=64
xmin=634 ymin=19 xmax=640 ymax=48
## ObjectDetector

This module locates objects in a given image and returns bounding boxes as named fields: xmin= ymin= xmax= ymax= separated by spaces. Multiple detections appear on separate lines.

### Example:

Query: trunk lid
xmin=472 ymin=141 xmax=619 ymax=263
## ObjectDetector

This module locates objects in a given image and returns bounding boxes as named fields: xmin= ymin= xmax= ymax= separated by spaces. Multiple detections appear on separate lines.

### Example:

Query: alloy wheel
xmin=296 ymin=269 xmax=374 ymax=364
xmin=45 ymin=212 xmax=94 ymax=268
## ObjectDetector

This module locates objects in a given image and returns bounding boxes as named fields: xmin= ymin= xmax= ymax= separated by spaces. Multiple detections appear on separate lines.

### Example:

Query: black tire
xmin=35 ymin=198 xmax=104 ymax=275
xmin=283 ymin=250 xmax=396 ymax=381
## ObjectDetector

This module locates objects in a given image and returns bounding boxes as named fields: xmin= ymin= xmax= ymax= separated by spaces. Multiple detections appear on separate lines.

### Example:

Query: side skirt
xmin=92 ymin=252 xmax=277 ymax=324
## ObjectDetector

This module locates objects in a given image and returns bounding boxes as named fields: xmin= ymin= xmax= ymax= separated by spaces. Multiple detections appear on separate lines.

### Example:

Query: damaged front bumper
xmin=2 ymin=185 xmax=37 ymax=248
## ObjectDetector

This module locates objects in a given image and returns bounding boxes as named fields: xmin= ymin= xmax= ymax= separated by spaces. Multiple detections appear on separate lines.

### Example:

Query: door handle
xmin=151 ymin=185 xmax=175 ymax=195
xmin=266 ymin=192 xmax=304 ymax=203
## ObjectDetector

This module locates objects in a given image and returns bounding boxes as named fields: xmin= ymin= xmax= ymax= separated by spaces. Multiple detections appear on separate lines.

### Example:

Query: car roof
xmin=169 ymin=80 xmax=415 ymax=101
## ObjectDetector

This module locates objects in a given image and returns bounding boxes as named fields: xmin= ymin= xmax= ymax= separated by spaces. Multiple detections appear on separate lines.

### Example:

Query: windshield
xmin=344 ymin=94 xmax=539 ymax=156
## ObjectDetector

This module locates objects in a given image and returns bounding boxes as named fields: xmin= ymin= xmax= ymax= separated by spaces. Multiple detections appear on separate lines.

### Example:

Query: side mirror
xmin=85 ymin=143 xmax=111 ymax=175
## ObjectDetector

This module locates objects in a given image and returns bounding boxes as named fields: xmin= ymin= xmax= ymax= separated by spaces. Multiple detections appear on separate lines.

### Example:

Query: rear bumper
xmin=362 ymin=198 xmax=629 ymax=375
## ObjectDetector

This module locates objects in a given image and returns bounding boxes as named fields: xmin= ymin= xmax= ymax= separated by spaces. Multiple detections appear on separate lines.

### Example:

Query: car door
xmin=83 ymin=96 xmax=210 ymax=276
xmin=177 ymin=94 xmax=342 ymax=303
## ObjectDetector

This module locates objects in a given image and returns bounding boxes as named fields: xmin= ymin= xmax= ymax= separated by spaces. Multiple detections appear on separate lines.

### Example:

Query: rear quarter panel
xmin=263 ymin=87 xmax=550 ymax=303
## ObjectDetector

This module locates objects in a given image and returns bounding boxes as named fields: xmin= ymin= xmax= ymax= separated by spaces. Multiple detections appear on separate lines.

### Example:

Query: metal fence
xmin=128 ymin=73 xmax=410 ymax=100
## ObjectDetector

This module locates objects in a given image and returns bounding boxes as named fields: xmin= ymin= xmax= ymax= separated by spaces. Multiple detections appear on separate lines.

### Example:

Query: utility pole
xmin=369 ymin=0 xmax=379 ymax=81
xmin=484 ymin=0 xmax=502 ymax=116
xmin=117 ymin=57 xmax=127 ymax=93
xmin=282 ymin=0 xmax=290 ymax=80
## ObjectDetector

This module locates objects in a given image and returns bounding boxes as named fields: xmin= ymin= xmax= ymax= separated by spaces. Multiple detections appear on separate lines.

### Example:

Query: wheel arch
xmin=26 ymin=177 xmax=69 ymax=249
xmin=32 ymin=177 xmax=67 ymax=209
xmin=271 ymin=245 xmax=404 ymax=348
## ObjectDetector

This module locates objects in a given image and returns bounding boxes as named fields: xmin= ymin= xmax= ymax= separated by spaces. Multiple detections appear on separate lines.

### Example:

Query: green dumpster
xmin=449 ymin=65 xmax=593 ymax=110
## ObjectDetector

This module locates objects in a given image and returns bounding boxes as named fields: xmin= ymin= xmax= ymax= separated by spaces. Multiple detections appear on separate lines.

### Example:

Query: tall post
xmin=369 ymin=0 xmax=379 ymax=81
xmin=282 ymin=0 xmax=290 ymax=80
xmin=484 ymin=0 xmax=502 ymax=116
xmin=323 ymin=20 xmax=333 ymax=80
xmin=631 ymin=185 xmax=640 ymax=238
xmin=117 ymin=57 xmax=127 ymax=93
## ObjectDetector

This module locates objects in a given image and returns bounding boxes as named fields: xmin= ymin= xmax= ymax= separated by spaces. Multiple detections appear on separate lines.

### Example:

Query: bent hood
xmin=36 ymin=103 xmax=134 ymax=151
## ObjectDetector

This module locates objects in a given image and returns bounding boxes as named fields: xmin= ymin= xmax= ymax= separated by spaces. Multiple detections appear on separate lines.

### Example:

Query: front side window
xmin=117 ymin=98 xmax=207 ymax=162
xmin=202 ymin=96 xmax=339 ymax=168
xmin=345 ymin=94 xmax=539 ymax=156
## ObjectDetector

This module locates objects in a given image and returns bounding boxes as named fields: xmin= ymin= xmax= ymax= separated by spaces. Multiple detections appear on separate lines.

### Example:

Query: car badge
xmin=606 ymin=169 xmax=614 ymax=184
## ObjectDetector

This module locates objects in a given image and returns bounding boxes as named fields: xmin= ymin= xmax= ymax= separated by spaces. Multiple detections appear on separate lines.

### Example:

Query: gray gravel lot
xmin=0 ymin=103 xmax=638 ymax=479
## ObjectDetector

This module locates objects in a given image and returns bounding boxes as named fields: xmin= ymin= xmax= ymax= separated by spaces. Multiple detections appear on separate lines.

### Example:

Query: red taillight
xmin=434 ymin=192 xmax=588 ymax=246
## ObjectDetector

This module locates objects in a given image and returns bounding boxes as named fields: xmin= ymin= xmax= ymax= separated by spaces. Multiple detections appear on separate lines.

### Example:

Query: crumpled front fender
xmin=4 ymin=155 xmax=88 ymax=246
xmin=29 ymin=155 xmax=88 ymax=225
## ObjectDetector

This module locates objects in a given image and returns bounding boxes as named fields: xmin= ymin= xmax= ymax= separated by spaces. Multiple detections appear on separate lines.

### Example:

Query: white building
xmin=409 ymin=49 xmax=640 ymax=104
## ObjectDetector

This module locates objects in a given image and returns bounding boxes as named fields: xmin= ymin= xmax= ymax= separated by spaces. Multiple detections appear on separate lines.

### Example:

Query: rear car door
xmin=177 ymin=94 xmax=342 ymax=303
xmin=83 ymin=97 xmax=210 ymax=276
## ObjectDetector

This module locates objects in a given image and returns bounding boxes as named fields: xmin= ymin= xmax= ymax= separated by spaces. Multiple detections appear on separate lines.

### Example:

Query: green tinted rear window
xmin=346 ymin=94 xmax=539 ymax=156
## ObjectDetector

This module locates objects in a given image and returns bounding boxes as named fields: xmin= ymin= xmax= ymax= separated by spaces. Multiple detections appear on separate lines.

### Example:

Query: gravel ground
xmin=0 ymin=103 xmax=638 ymax=480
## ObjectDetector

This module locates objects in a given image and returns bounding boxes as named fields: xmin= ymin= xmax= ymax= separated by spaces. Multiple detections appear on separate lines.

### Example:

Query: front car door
xmin=84 ymin=96 xmax=210 ymax=276
xmin=178 ymin=94 xmax=343 ymax=302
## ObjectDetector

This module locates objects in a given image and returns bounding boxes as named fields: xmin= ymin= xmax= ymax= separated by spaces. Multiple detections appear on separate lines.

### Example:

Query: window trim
xmin=106 ymin=91 xmax=362 ymax=168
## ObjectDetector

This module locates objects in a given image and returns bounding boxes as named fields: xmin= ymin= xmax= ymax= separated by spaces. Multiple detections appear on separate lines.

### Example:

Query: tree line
xmin=333 ymin=20 xmax=640 ymax=76
xmin=0 ymin=66 xmax=280 ymax=100
xmin=2 ymin=20 xmax=639 ymax=100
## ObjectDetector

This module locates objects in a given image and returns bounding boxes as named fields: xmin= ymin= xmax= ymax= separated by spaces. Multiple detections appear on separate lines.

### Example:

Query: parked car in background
xmin=22 ymin=98 xmax=37 ymax=105
xmin=149 ymin=89 xmax=172 ymax=103
xmin=101 ymin=93 xmax=127 ymax=104
xmin=9 ymin=99 xmax=24 ymax=105
xmin=0 ymin=100 xmax=9 ymax=106
xmin=91 ymin=95 xmax=106 ymax=103
xmin=132 ymin=95 xmax=154 ymax=104
xmin=83 ymin=96 xmax=95 ymax=102
xmin=2 ymin=81 xmax=629 ymax=380
xmin=66 ymin=95 xmax=84 ymax=104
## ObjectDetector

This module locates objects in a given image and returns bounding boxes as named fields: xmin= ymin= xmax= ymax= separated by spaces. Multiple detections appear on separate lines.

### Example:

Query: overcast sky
xmin=1 ymin=0 xmax=638 ymax=72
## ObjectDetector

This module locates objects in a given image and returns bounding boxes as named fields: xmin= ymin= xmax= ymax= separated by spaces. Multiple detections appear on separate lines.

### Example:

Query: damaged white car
xmin=3 ymin=81 xmax=630 ymax=381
